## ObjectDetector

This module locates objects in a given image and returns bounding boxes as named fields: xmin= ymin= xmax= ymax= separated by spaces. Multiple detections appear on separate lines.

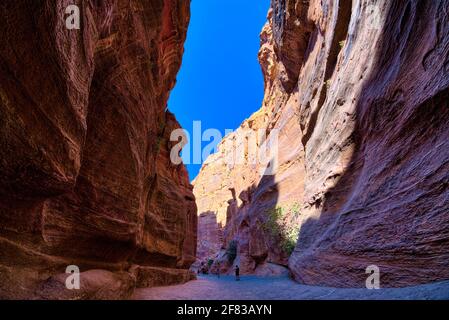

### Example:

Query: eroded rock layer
xmin=193 ymin=0 xmax=449 ymax=287
xmin=0 ymin=0 xmax=196 ymax=299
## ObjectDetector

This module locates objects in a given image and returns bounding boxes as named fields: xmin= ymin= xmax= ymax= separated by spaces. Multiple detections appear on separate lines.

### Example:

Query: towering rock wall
xmin=0 ymin=0 xmax=196 ymax=299
xmin=193 ymin=0 xmax=449 ymax=287
xmin=193 ymin=0 xmax=309 ymax=275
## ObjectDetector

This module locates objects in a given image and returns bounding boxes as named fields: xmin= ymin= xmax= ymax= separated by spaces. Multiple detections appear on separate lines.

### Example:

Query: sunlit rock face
xmin=194 ymin=0 xmax=449 ymax=287
xmin=0 ymin=0 xmax=196 ymax=299
xmin=193 ymin=1 xmax=308 ymax=276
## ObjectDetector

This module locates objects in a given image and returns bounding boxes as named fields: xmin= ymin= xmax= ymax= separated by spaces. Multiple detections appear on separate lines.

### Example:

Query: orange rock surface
xmin=0 ymin=0 xmax=196 ymax=299
xmin=194 ymin=0 xmax=449 ymax=287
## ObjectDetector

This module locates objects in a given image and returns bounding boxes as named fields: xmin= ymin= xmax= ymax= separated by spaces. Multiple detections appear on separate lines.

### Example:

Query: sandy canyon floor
xmin=132 ymin=275 xmax=449 ymax=300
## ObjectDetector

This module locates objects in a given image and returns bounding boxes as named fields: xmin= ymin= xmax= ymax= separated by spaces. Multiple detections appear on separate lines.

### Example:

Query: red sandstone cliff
xmin=193 ymin=0 xmax=449 ymax=287
xmin=0 ymin=0 xmax=196 ymax=299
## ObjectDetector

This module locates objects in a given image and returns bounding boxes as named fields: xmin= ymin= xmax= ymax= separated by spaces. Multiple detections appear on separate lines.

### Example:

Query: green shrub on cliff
xmin=262 ymin=203 xmax=301 ymax=255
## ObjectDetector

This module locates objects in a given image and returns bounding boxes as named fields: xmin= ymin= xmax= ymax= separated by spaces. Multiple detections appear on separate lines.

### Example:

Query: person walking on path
xmin=235 ymin=265 xmax=240 ymax=281
xmin=217 ymin=262 xmax=220 ymax=278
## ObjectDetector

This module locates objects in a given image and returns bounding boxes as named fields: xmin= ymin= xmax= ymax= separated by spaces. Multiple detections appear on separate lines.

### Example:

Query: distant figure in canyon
xmin=217 ymin=262 xmax=221 ymax=278
xmin=235 ymin=265 xmax=240 ymax=281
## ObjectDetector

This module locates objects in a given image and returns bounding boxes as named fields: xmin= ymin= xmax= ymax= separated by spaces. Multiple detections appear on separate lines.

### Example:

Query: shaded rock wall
xmin=196 ymin=211 xmax=222 ymax=261
xmin=193 ymin=0 xmax=449 ymax=287
xmin=0 ymin=0 xmax=196 ymax=299
xmin=290 ymin=0 xmax=449 ymax=288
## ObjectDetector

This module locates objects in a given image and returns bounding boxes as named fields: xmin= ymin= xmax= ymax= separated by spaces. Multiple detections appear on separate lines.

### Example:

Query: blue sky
xmin=168 ymin=0 xmax=271 ymax=181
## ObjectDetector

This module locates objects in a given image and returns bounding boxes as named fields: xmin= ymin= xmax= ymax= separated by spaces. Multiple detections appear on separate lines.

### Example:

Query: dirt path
xmin=132 ymin=275 xmax=449 ymax=300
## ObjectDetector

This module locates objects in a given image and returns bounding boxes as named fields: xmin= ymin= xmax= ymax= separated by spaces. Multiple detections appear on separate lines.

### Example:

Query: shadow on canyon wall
xmin=196 ymin=163 xmax=283 ymax=274
xmin=227 ymin=164 xmax=283 ymax=272
xmin=293 ymin=0 xmax=449 ymax=287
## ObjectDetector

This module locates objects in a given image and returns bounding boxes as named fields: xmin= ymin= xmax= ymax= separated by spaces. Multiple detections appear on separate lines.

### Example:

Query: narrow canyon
xmin=0 ymin=0 xmax=448 ymax=300
xmin=194 ymin=0 xmax=449 ymax=288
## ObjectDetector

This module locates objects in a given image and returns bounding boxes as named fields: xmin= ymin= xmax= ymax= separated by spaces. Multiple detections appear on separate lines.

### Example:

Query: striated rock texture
xmin=0 ymin=0 xmax=196 ymax=299
xmin=193 ymin=0 xmax=449 ymax=287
